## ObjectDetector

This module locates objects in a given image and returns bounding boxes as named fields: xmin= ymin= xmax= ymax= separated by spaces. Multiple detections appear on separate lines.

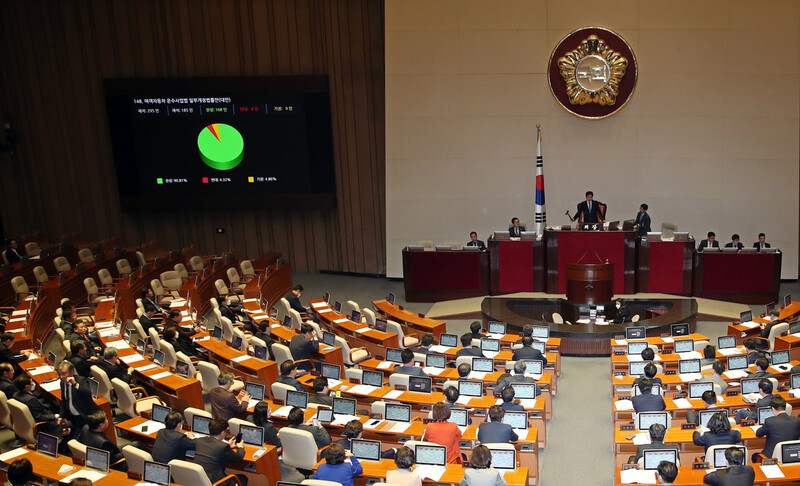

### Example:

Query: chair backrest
xmin=552 ymin=313 xmax=564 ymax=324
xmin=288 ymin=309 xmax=303 ymax=330
xmin=385 ymin=320 xmax=407 ymax=343
xmin=279 ymin=298 xmax=292 ymax=319
xmin=84 ymin=277 xmax=99 ymax=295
xmin=705 ymin=444 xmax=741 ymax=468
xmin=25 ymin=242 xmax=41 ymax=257
xmin=197 ymin=361 xmax=222 ymax=392
xmin=403 ymin=440 xmax=441 ymax=457
xmin=232 ymin=329 xmax=248 ymax=352
xmin=136 ymin=251 xmax=147 ymax=267
xmin=131 ymin=319 xmax=148 ymax=344
xmin=209 ymin=297 xmax=219 ymax=310
xmin=334 ymin=336 xmax=355 ymax=366
xmin=112 ymin=378 xmax=138 ymax=417
xmin=149 ymin=328 xmax=161 ymax=351
xmin=117 ymin=258 xmax=132 ymax=275
xmin=220 ymin=316 xmax=235 ymax=342
xmin=389 ymin=374 xmax=410 ymax=389
xmin=228 ymin=418 xmax=256 ymax=436
xmin=271 ymin=382 xmax=295 ymax=403
xmin=279 ymin=428 xmax=320 ymax=470
xmin=345 ymin=368 xmax=363 ymax=383
xmin=174 ymin=263 xmax=189 ymax=279
xmin=98 ymin=268 xmax=114 ymax=286
xmin=240 ymin=260 xmax=255 ymax=277
xmin=11 ymin=276 xmax=29 ymax=296
xmin=455 ymin=356 xmax=473 ymax=368
xmin=631 ymin=314 xmax=641 ymax=323
xmin=78 ymin=248 xmax=94 ymax=264
xmin=371 ymin=401 xmax=387 ymax=417
xmin=121 ymin=445 xmax=153 ymax=474
xmin=362 ymin=308 xmax=376 ymax=326
xmin=160 ymin=271 xmax=182 ymax=290
xmin=344 ymin=300 xmax=360 ymax=318
xmin=226 ymin=267 xmax=241 ymax=284
xmin=0 ymin=391 xmax=12 ymax=429
xmin=160 ymin=340 xmax=177 ymax=368
xmin=183 ymin=407 xmax=212 ymax=426
xmin=90 ymin=365 xmax=114 ymax=402
xmin=768 ymin=323 xmax=790 ymax=351
xmin=189 ymin=256 xmax=204 ymax=271
xmin=68 ymin=439 xmax=87 ymax=459
xmin=215 ymin=279 xmax=230 ymax=296
xmin=53 ymin=256 xmax=71 ymax=273
xmin=272 ymin=343 xmax=294 ymax=364
xmin=305 ymin=320 xmax=323 ymax=340
xmin=33 ymin=266 xmax=49 ymax=284
xmin=168 ymin=459 xmax=213 ymax=486
xmin=176 ymin=352 xmax=197 ymax=378
xmin=150 ymin=279 xmax=168 ymax=298
xmin=774 ymin=440 xmax=800 ymax=463
xmin=8 ymin=398 xmax=37 ymax=443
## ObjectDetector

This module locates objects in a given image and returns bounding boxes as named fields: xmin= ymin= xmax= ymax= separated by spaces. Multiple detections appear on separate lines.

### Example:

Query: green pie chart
xmin=197 ymin=123 xmax=244 ymax=170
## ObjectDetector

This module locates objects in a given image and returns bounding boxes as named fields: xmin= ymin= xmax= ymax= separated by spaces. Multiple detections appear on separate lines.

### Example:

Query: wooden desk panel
xmin=693 ymin=251 xmax=782 ymax=304
xmin=372 ymin=299 xmax=446 ymax=338
xmin=196 ymin=338 xmax=278 ymax=387
xmin=638 ymin=239 xmax=694 ymax=295
xmin=112 ymin=256 xmax=184 ymax=321
xmin=402 ymin=249 xmax=490 ymax=302
xmin=488 ymin=236 xmax=544 ymax=294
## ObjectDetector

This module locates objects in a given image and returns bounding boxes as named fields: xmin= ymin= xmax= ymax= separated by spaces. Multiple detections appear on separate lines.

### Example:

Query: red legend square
xmin=202 ymin=177 xmax=209 ymax=183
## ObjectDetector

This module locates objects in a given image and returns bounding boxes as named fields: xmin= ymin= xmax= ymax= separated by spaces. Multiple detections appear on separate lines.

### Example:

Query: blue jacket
xmin=631 ymin=393 xmax=666 ymax=412
xmin=477 ymin=422 xmax=518 ymax=444
xmin=313 ymin=455 xmax=362 ymax=486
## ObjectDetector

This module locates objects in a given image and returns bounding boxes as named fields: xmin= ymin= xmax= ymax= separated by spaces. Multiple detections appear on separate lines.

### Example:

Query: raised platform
xmin=481 ymin=297 xmax=698 ymax=356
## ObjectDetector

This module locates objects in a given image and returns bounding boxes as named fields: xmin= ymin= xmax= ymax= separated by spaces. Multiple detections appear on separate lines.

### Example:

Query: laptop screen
xmin=741 ymin=378 xmax=760 ymax=395
xmin=673 ymin=339 xmax=694 ymax=353
xmin=718 ymin=335 xmax=737 ymax=349
xmin=792 ymin=373 xmax=800 ymax=390
xmin=520 ymin=360 xmax=543 ymax=375
xmin=633 ymin=383 xmax=661 ymax=397
xmin=699 ymin=409 xmax=728 ymax=428
xmin=670 ymin=323 xmax=689 ymax=336
xmin=458 ymin=380 xmax=483 ymax=397
xmin=758 ymin=406 xmax=774 ymax=424
xmin=240 ymin=424 xmax=264 ymax=446
xmin=629 ymin=361 xmax=647 ymax=376
xmin=628 ymin=342 xmax=648 ymax=355
xmin=689 ymin=381 xmax=714 ymax=399
xmin=334 ymin=301 xmax=342 ymax=312
xmin=253 ymin=344 xmax=267 ymax=360
xmin=323 ymin=292 xmax=330 ymax=305
xmin=361 ymin=370 xmax=384 ymax=387
xmin=316 ymin=408 xmax=333 ymax=423
xmin=531 ymin=325 xmax=549 ymax=339
xmin=408 ymin=376 xmax=432 ymax=393
xmin=772 ymin=350 xmax=790 ymax=365
xmin=175 ymin=361 xmax=190 ymax=378
xmin=86 ymin=447 xmax=110 ymax=472
xmin=151 ymin=404 xmax=171 ymax=423
xmin=245 ymin=382 xmax=265 ymax=402
xmin=740 ymin=310 xmax=753 ymax=323
xmin=532 ymin=341 xmax=546 ymax=353
xmin=472 ymin=357 xmax=494 ymax=372
xmin=88 ymin=379 xmax=99 ymax=398
xmin=791 ymin=321 xmax=800 ymax=335
xmin=678 ymin=359 xmax=701 ymax=374
xmin=351 ymin=310 xmax=362 ymax=323
xmin=153 ymin=350 xmax=165 ymax=366
xmin=638 ymin=412 xmax=668 ymax=431
xmin=626 ymin=327 xmax=646 ymax=340
xmin=192 ymin=415 xmax=210 ymax=435
xmin=643 ymin=449 xmax=678 ymax=471
xmin=712 ymin=446 xmax=746 ymax=468
xmin=415 ymin=445 xmax=447 ymax=466
xmin=426 ymin=354 xmax=446 ymax=369
xmin=231 ymin=335 xmax=243 ymax=351
xmin=502 ymin=411 xmax=528 ymax=429
xmin=785 ymin=294 xmax=792 ymax=308
xmin=488 ymin=448 xmax=516 ymax=471
xmin=439 ymin=333 xmax=458 ymax=347
xmin=212 ymin=327 xmax=222 ymax=340
xmin=333 ymin=397 xmax=356 ymax=416
xmin=385 ymin=348 xmax=403 ymax=363
xmin=283 ymin=315 xmax=292 ymax=328
xmin=374 ymin=319 xmax=387 ymax=332
xmin=782 ymin=443 xmax=800 ymax=464
xmin=488 ymin=321 xmax=507 ymax=335
xmin=480 ymin=338 xmax=500 ymax=352
xmin=143 ymin=461 xmax=171 ymax=486
xmin=728 ymin=355 xmax=748 ymax=371
xmin=322 ymin=331 xmax=336 ymax=346
xmin=321 ymin=364 xmax=341 ymax=380
xmin=448 ymin=408 xmax=469 ymax=427
xmin=136 ymin=338 xmax=146 ymax=352
xmin=286 ymin=390 xmax=308 ymax=409
xmin=385 ymin=403 xmax=411 ymax=422
xmin=37 ymin=432 xmax=58 ymax=457
xmin=351 ymin=439 xmax=381 ymax=461
xmin=510 ymin=383 xmax=538 ymax=399
xmin=766 ymin=302 xmax=776 ymax=314
xmin=388 ymin=293 xmax=396 ymax=305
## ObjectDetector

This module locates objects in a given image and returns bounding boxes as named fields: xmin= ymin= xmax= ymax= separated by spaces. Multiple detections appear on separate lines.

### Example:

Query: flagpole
xmin=535 ymin=125 xmax=546 ymax=235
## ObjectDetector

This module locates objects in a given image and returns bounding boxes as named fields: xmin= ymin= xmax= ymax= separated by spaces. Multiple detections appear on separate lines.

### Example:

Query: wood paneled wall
xmin=0 ymin=0 xmax=386 ymax=274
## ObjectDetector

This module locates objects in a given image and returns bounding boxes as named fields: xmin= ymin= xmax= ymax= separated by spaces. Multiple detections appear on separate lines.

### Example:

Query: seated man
xmin=95 ymin=347 xmax=133 ymax=384
xmin=747 ymin=357 xmax=773 ymax=380
xmin=709 ymin=360 xmax=728 ymax=395
xmin=704 ymin=447 xmax=754 ymax=486
xmin=514 ymin=325 xmax=534 ymax=345
xmin=628 ymin=423 xmax=679 ymax=463
xmin=631 ymin=378 xmax=666 ymax=412
xmin=466 ymin=231 xmax=486 ymax=250
xmin=152 ymin=411 xmax=197 ymax=463
xmin=701 ymin=345 xmax=716 ymax=369
xmin=734 ymin=378 xmax=774 ymax=423
xmin=495 ymin=362 xmax=540 ymax=395
xmin=725 ymin=234 xmax=744 ymax=251
xmin=512 ymin=336 xmax=547 ymax=367
xmin=139 ymin=302 xmax=163 ymax=335
xmin=287 ymin=406 xmax=331 ymax=449
xmin=469 ymin=321 xmax=483 ymax=339
xmin=67 ymin=341 xmax=93 ymax=378
xmin=284 ymin=284 xmax=310 ymax=320
xmin=194 ymin=418 xmax=247 ymax=486
xmin=641 ymin=347 xmax=656 ymax=363
xmin=443 ymin=386 xmax=471 ymax=425
xmin=455 ymin=333 xmax=483 ymax=358
xmin=657 ymin=461 xmax=679 ymax=486
xmin=69 ymin=322 xmax=102 ymax=356
xmin=698 ymin=231 xmax=719 ymax=251
xmin=0 ymin=332 xmax=32 ymax=373
xmin=477 ymin=405 xmax=518 ymax=444
xmin=276 ymin=360 xmax=305 ymax=391
xmin=457 ymin=363 xmax=471 ymax=379
xmin=500 ymin=386 xmax=524 ymax=412
xmin=289 ymin=323 xmax=319 ymax=371
xmin=754 ymin=395 xmax=800 ymax=462
xmin=508 ymin=217 xmax=525 ymax=237
xmin=686 ymin=390 xmax=722 ymax=426
xmin=337 ymin=420 xmax=396 ymax=458
xmin=4 ymin=239 xmax=22 ymax=264
xmin=392 ymin=349 xmax=426 ymax=377
xmin=77 ymin=410 xmax=130 ymax=471
xmin=753 ymin=233 xmax=771 ymax=252
xmin=761 ymin=310 xmax=785 ymax=339
xmin=0 ymin=363 xmax=16 ymax=398
xmin=210 ymin=372 xmax=251 ymax=421
xmin=633 ymin=363 xmax=662 ymax=390
xmin=416 ymin=334 xmax=435 ymax=354
xmin=743 ymin=338 xmax=766 ymax=364
xmin=309 ymin=376 xmax=333 ymax=407
xmin=12 ymin=374 xmax=65 ymax=442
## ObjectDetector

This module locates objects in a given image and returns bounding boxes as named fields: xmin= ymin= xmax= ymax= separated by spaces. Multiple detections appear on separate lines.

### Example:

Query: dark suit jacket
xmin=576 ymin=200 xmax=603 ymax=223
xmin=0 ymin=378 xmax=17 ymax=399
xmin=455 ymin=347 xmax=483 ymax=358
xmin=692 ymin=429 xmax=742 ymax=451
xmin=290 ymin=424 xmax=331 ymax=449
xmin=501 ymin=401 xmax=525 ymax=412
xmin=512 ymin=346 xmax=547 ymax=367
xmin=60 ymin=376 xmax=100 ymax=419
xmin=13 ymin=390 xmax=57 ymax=423
xmin=761 ymin=319 xmax=786 ymax=339
xmin=139 ymin=315 xmax=159 ymax=335
xmin=703 ymin=465 xmax=756 ymax=486
xmin=77 ymin=425 xmax=124 ymax=464
xmin=194 ymin=436 xmax=245 ymax=484
xmin=746 ymin=370 xmax=774 ymax=381
xmin=96 ymin=359 xmax=132 ymax=384
xmin=756 ymin=412 xmax=800 ymax=457
xmin=289 ymin=335 xmax=318 ymax=370
xmin=634 ymin=212 xmax=651 ymax=236
xmin=210 ymin=386 xmax=248 ymax=421
xmin=219 ymin=305 xmax=241 ymax=323
xmin=631 ymin=393 xmax=666 ymax=412
xmin=5 ymin=248 xmax=22 ymax=264
xmin=68 ymin=354 xmax=92 ymax=378
xmin=477 ymin=421 xmax=518 ymax=444
xmin=392 ymin=365 xmax=426 ymax=377
xmin=466 ymin=240 xmax=486 ymax=250
xmin=70 ymin=335 xmax=98 ymax=358
xmin=152 ymin=428 xmax=197 ymax=463
xmin=309 ymin=394 xmax=334 ymax=407
xmin=698 ymin=240 xmax=720 ymax=250
xmin=613 ymin=306 xmax=631 ymax=324
xmin=284 ymin=292 xmax=307 ymax=314
xmin=0 ymin=342 xmax=27 ymax=365
xmin=276 ymin=375 xmax=304 ymax=392
xmin=725 ymin=242 xmax=744 ymax=250
xmin=633 ymin=441 xmax=679 ymax=462
xmin=753 ymin=242 xmax=771 ymax=252
xmin=508 ymin=226 xmax=525 ymax=237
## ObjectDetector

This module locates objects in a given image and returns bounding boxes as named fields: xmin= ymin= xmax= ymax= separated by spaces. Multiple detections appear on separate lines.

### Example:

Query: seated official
xmin=69 ymin=322 xmax=102 ymax=355
xmin=7 ymin=458 xmax=33 ymax=486
xmin=470 ymin=321 xmax=483 ymax=339
xmin=12 ymin=375 xmax=65 ymax=442
xmin=612 ymin=300 xmax=631 ymax=324
xmin=253 ymin=322 xmax=276 ymax=361
xmin=417 ymin=334 xmax=435 ymax=354
xmin=725 ymin=234 xmax=744 ymax=251
xmin=461 ymin=445 xmax=507 ymax=486
xmin=455 ymin=333 xmax=483 ymax=358
xmin=500 ymin=386 xmax=524 ymax=412
xmin=77 ymin=410 xmax=131 ymax=471
xmin=386 ymin=446 xmax=422 ymax=486
xmin=139 ymin=302 xmax=163 ymax=335
xmin=0 ymin=332 xmax=32 ymax=372
xmin=194 ymin=418 xmax=247 ymax=486
xmin=743 ymin=339 xmax=766 ymax=364
xmin=755 ymin=395 xmax=800 ymax=462
xmin=4 ymin=239 xmax=23 ymax=264
xmin=631 ymin=378 xmax=666 ymax=412
xmin=309 ymin=376 xmax=333 ymax=407
xmin=162 ymin=311 xmax=201 ymax=356
xmin=152 ymin=411 xmax=197 ymax=463
xmin=657 ymin=461 xmax=679 ymax=486
xmin=289 ymin=323 xmax=319 ymax=371
xmin=512 ymin=336 xmax=547 ymax=366
xmin=313 ymin=443 xmax=362 ymax=486
xmin=633 ymin=363 xmax=662 ymax=390
xmin=141 ymin=287 xmax=167 ymax=314
xmin=466 ymin=231 xmax=486 ymax=250
xmin=735 ymin=378 xmax=774 ymax=423
xmin=575 ymin=191 xmax=603 ymax=224
xmin=284 ymin=284 xmax=310 ymax=319
xmin=709 ymin=360 xmax=728 ymax=395
xmin=508 ymin=217 xmax=525 ymax=237
xmin=67 ymin=341 xmax=93 ymax=378
xmin=496 ymin=361 xmax=539 ymax=391
xmin=640 ymin=346 xmax=656 ymax=363
xmin=700 ymin=345 xmax=717 ymax=370
xmin=217 ymin=296 xmax=246 ymax=325
xmin=96 ymin=347 xmax=133 ymax=384
xmin=629 ymin=423 xmax=679 ymax=464
xmin=686 ymin=390 xmax=723 ymax=426
xmin=698 ymin=231 xmax=719 ymax=251
xmin=287 ymin=406 xmax=331 ymax=448
xmin=276 ymin=360 xmax=305 ymax=391
xmin=210 ymin=372 xmax=251 ymax=421
xmin=478 ymin=405 xmax=518 ymax=444
xmin=250 ymin=401 xmax=281 ymax=447
xmin=633 ymin=204 xmax=651 ymax=237
xmin=0 ymin=363 xmax=16 ymax=397
xmin=514 ymin=325 xmax=533 ymax=345
xmin=423 ymin=403 xmax=462 ymax=463
xmin=747 ymin=357 xmax=773 ymax=380
xmin=457 ymin=363 xmax=471 ymax=379
xmin=338 ymin=419 xmax=396 ymax=458
xmin=393 ymin=348 xmax=426 ymax=377
xmin=704 ymin=447 xmax=754 ymax=486
xmin=443 ymin=386 xmax=471 ymax=425
xmin=693 ymin=412 xmax=741 ymax=453
xmin=761 ymin=310 xmax=785 ymax=339
xmin=753 ymin=233 xmax=771 ymax=252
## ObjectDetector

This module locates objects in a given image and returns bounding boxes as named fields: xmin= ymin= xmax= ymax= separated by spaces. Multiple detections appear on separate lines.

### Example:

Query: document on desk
xmin=60 ymin=469 xmax=108 ymax=483
xmin=243 ymin=298 xmax=259 ymax=303
xmin=97 ymin=328 xmax=119 ymax=338
xmin=327 ymin=379 xmax=342 ymax=389
xmin=515 ymin=428 xmax=531 ymax=441
xmin=376 ymin=361 xmax=393 ymax=370
xmin=11 ymin=309 xmax=27 ymax=316
xmin=347 ymin=384 xmax=379 ymax=395
xmin=319 ymin=308 xmax=334 ymax=314
xmin=333 ymin=318 xmax=349 ymax=324
xmin=661 ymin=337 xmax=674 ymax=343
xmin=456 ymin=396 xmax=473 ymax=406
xmin=486 ymin=333 xmax=505 ymax=340
xmin=131 ymin=420 xmax=166 ymax=435
xmin=383 ymin=390 xmax=404 ymax=400
xmin=271 ymin=406 xmax=293 ymax=418
xmin=750 ymin=425 xmax=762 ymax=434
xmin=483 ymin=351 xmax=499 ymax=359
xmin=678 ymin=351 xmax=702 ymax=360
xmin=723 ymin=370 xmax=749 ymax=379
xmin=422 ymin=367 xmax=445 ymax=375
xmin=740 ymin=321 xmax=760 ymax=329
xmin=614 ymin=339 xmax=627 ymax=345
xmin=672 ymin=398 xmax=693 ymax=409
xmin=134 ymin=364 xmax=158 ymax=372
xmin=0 ymin=447 xmax=28 ymax=462
xmin=468 ymin=371 xmax=487 ymax=380
xmin=760 ymin=464 xmax=785 ymax=478
xmin=413 ymin=465 xmax=446 ymax=482
xmin=632 ymin=432 xmax=651 ymax=445
xmin=389 ymin=422 xmax=411 ymax=433
xmin=614 ymin=400 xmax=634 ymax=411
xmin=149 ymin=372 xmax=172 ymax=380
xmin=619 ymin=469 xmax=656 ymax=484
xmin=519 ymin=399 xmax=538 ymax=409
xmin=428 ymin=345 xmax=451 ymax=354
xmin=354 ymin=327 xmax=371 ymax=334
xmin=311 ymin=302 xmax=328 ymax=309
xmin=169 ymin=299 xmax=187 ymax=308
xmin=105 ymin=340 xmax=129 ymax=349
xmin=28 ymin=366 xmax=55 ymax=376
xmin=41 ymin=380 xmax=61 ymax=392
xmin=231 ymin=355 xmax=251 ymax=363
xmin=678 ymin=373 xmax=703 ymax=382
xmin=331 ymin=414 xmax=361 ymax=426
xmin=120 ymin=354 xmax=145 ymax=364
xmin=95 ymin=321 xmax=115 ymax=329
xmin=718 ymin=347 xmax=744 ymax=356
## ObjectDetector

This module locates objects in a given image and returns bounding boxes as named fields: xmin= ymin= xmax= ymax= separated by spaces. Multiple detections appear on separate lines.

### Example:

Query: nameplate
xmin=665 ymin=370 xmax=676 ymax=375
xmin=742 ymin=420 xmax=756 ymax=427
xmin=622 ymin=464 xmax=638 ymax=470
xmin=662 ymin=349 xmax=673 ymax=355
xmin=614 ymin=351 xmax=625 ymax=356
xmin=394 ymin=385 xmax=407 ymax=391
xmin=727 ymin=390 xmax=739 ymax=396
xmin=693 ymin=462 xmax=709 ymax=470
xmin=762 ymin=458 xmax=777 ymax=465
xmin=681 ymin=423 xmax=696 ymax=430
xmin=675 ymin=393 xmax=687 ymax=399
xmin=614 ymin=372 xmax=626 ymax=378
xmin=620 ymin=425 xmax=634 ymax=431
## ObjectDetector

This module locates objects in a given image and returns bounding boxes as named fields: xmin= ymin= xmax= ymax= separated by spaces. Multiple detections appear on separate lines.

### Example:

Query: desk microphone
xmin=541 ymin=313 xmax=546 ymax=322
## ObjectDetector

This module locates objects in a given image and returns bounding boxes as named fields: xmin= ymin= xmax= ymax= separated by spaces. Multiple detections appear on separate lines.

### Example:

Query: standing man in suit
xmin=753 ymin=233 xmax=771 ymax=252
xmin=575 ymin=191 xmax=604 ymax=224
xmin=210 ymin=372 xmax=251 ymax=421
xmin=289 ymin=324 xmax=319 ymax=371
xmin=194 ymin=419 xmax=247 ymax=486
xmin=466 ymin=232 xmax=486 ymax=250
xmin=477 ymin=405 xmax=518 ymax=444
xmin=633 ymin=204 xmax=651 ymax=237
xmin=57 ymin=361 xmax=101 ymax=440
xmin=725 ymin=234 xmax=744 ymax=251
xmin=77 ymin=410 xmax=129 ymax=471
xmin=152 ymin=411 xmax=197 ymax=463
xmin=511 ymin=337 xmax=547 ymax=367
xmin=4 ymin=239 xmax=23 ymax=264
xmin=508 ymin=218 xmax=525 ymax=237
xmin=755 ymin=395 xmax=800 ymax=462
xmin=703 ymin=447 xmax=755 ymax=486
xmin=392 ymin=349 xmax=426 ymax=377
xmin=698 ymin=232 xmax=720 ymax=251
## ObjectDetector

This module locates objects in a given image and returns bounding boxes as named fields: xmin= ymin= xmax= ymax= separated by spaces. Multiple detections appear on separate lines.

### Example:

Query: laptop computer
xmin=781 ymin=443 xmax=800 ymax=464
xmin=245 ymin=382 xmax=266 ymax=402
xmin=740 ymin=311 xmax=753 ymax=323
xmin=374 ymin=318 xmax=388 ymax=332
xmin=643 ymin=449 xmax=678 ymax=470
xmin=86 ymin=447 xmax=110 ymax=473
xmin=699 ymin=409 xmax=728 ymax=428
xmin=192 ymin=415 xmax=211 ymax=436
xmin=426 ymin=354 xmax=446 ymax=369
xmin=502 ymin=411 xmax=528 ymax=430
xmin=673 ymin=339 xmax=694 ymax=353
xmin=531 ymin=325 xmax=549 ymax=340
xmin=670 ymin=323 xmax=689 ymax=336
xmin=153 ymin=350 xmax=165 ymax=367
xmin=712 ymin=446 xmax=746 ymax=468
xmin=385 ymin=348 xmax=403 ymax=363
xmin=385 ymin=403 xmax=411 ymax=423
xmin=488 ymin=447 xmax=516 ymax=471
xmin=322 ymin=331 xmax=336 ymax=346
xmin=439 ymin=333 xmax=458 ymax=347
xmin=678 ymin=359 xmax=701 ymax=374
xmin=415 ymin=444 xmax=447 ymax=467
xmin=627 ymin=341 xmax=649 ymax=355
xmin=718 ymin=335 xmax=737 ymax=349
xmin=253 ymin=344 xmax=268 ymax=360
xmin=151 ymin=404 xmax=171 ymax=423
xmin=175 ymin=361 xmax=190 ymax=378
xmin=727 ymin=355 xmax=749 ymax=371
xmin=361 ymin=370 xmax=384 ymax=387
xmin=488 ymin=321 xmax=507 ymax=335
xmin=628 ymin=361 xmax=647 ymax=376
xmin=321 ymin=363 xmax=341 ymax=380
xmin=758 ymin=407 xmax=775 ymax=424
xmin=637 ymin=412 xmax=668 ymax=431
xmin=772 ymin=349 xmax=791 ymax=371
xmin=316 ymin=407 xmax=333 ymax=423
xmin=351 ymin=438 xmax=382 ymax=461
xmin=231 ymin=335 xmax=243 ymax=351
xmin=626 ymin=327 xmax=646 ymax=340
xmin=472 ymin=357 xmax=494 ymax=373
xmin=741 ymin=378 xmax=760 ymax=395
xmin=286 ymin=390 xmax=308 ymax=409
xmin=448 ymin=408 xmax=469 ymax=427
xmin=37 ymin=432 xmax=58 ymax=457
xmin=333 ymin=301 xmax=342 ymax=313
xmin=520 ymin=360 xmax=543 ymax=375
xmin=240 ymin=424 xmax=264 ymax=446
xmin=88 ymin=378 xmax=99 ymax=399
xmin=143 ymin=461 xmax=171 ymax=486
xmin=387 ymin=293 xmax=396 ymax=305
xmin=458 ymin=380 xmax=483 ymax=397
xmin=510 ymin=383 xmax=538 ymax=399
xmin=408 ymin=376 xmax=432 ymax=393
xmin=688 ymin=382 xmax=714 ymax=399
xmin=333 ymin=397 xmax=357 ymax=416
xmin=480 ymin=338 xmax=500 ymax=353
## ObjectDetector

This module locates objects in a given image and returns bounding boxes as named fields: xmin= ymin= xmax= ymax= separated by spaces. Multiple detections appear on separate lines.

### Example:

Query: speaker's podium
xmin=565 ymin=263 xmax=614 ymax=304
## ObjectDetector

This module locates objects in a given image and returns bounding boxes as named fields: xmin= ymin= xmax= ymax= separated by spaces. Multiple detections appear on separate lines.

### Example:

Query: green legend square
xmin=157 ymin=178 xmax=163 ymax=184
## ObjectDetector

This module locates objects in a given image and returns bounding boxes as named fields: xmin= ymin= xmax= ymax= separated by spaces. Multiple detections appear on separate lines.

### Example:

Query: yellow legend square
xmin=248 ymin=176 xmax=254 ymax=183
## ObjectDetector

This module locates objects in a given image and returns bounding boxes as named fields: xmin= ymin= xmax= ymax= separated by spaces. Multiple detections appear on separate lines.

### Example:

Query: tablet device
xmin=531 ymin=325 xmax=549 ymax=340
xmin=192 ymin=415 xmax=211 ymax=435
xmin=488 ymin=447 xmax=516 ymax=471
xmin=637 ymin=412 xmax=668 ymax=431
xmin=673 ymin=339 xmax=694 ymax=353
xmin=245 ymin=382 xmax=266 ymax=402
xmin=458 ymin=380 xmax=483 ymax=397
xmin=333 ymin=397 xmax=356 ymax=416
xmin=385 ymin=348 xmax=403 ymax=363
xmin=472 ymin=357 xmax=494 ymax=373
xmin=727 ymin=355 xmax=748 ymax=371
xmin=718 ymin=335 xmax=737 ymax=349
xmin=502 ymin=411 xmax=528 ymax=430
xmin=351 ymin=438 xmax=382 ymax=461
xmin=688 ymin=381 xmax=714 ymax=399
xmin=670 ymin=323 xmax=689 ymax=336
xmin=387 ymin=293 xmax=396 ymax=305
xmin=628 ymin=361 xmax=647 ymax=376
xmin=510 ymin=383 xmax=538 ymax=399
xmin=143 ymin=461 xmax=171 ymax=485
xmin=627 ymin=341 xmax=649 ymax=356
xmin=316 ymin=407 xmax=333 ymax=423
xmin=86 ymin=447 xmax=110 ymax=473
xmin=240 ymin=424 xmax=265 ymax=446
xmin=626 ymin=327 xmax=646 ymax=340
xmin=643 ymin=449 xmax=677 ymax=470
xmin=88 ymin=378 xmax=99 ymax=399
xmin=488 ymin=321 xmax=507 ymax=335
xmin=351 ymin=310 xmax=362 ymax=323
xmin=286 ymin=390 xmax=308 ymax=409
xmin=322 ymin=331 xmax=336 ymax=346
xmin=37 ymin=432 xmax=58 ymax=457
xmin=741 ymin=378 xmax=760 ymax=395
xmin=439 ymin=333 xmax=458 ymax=347
xmin=385 ymin=403 xmax=411 ymax=423
xmin=415 ymin=444 xmax=447 ymax=466
xmin=321 ymin=363 xmax=341 ymax=380
xmin=480 ymin=338 xmax=500 ymax=352
xmin=153 ymin=350 xmax=165 ymax=367
xmin=374 ymin=319 xmax=387 ymax=332
xmin=361 ymin=370 xmax=384 ymax=387
xmin=426 ymin=354 xmax=446 ymax=369
xmin=175 ymin=361 xmax=190 ymax=378
xmin=712 ymin=446 xmax=746 ymax=468
xmin=253 ymin=344 xmax=268 ymax=360
xmin=678 ymin=359 xmax=701 ymax=374
xmin=520 ymin=360 xmax=543 ymax=375
xmin=408 ymin=376 xmax=432 ymax=393
xmin=772 ymin=349 xmax=790 ymax=365
xmin=151 ymin=403 xmax=171 ymax=423
xmin=448 ymin=408 xmax=469 ymax=427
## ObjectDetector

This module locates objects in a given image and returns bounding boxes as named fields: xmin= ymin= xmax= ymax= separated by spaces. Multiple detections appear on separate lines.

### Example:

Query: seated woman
xmin=313 ymin=443 xmax=362 ymax=486
xmin=460 ymin=445 xmax=507 ymax=486
xmin=385 ymin=446 xmax=422 ymax=486
xmin=692 ymin=411 xmax=741 ymax=453
xmin=422 ymin=403 xmax=462 ymax=463
xmin=249 ymin=401 xmax=281 ymax=447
